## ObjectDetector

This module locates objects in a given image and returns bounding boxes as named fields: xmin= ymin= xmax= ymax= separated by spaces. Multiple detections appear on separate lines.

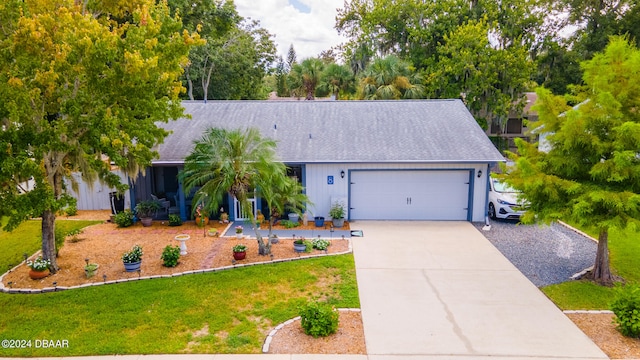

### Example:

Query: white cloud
xmin=234 ymin=0 xmax=346 ymax=60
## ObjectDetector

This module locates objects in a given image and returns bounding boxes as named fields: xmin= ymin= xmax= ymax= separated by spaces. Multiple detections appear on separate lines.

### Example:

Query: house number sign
xmin=327 ymin=175 xmax=334 ymax=185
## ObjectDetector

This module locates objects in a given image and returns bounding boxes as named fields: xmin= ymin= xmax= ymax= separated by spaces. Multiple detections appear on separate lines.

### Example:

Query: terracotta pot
xmin=195 ymin=216 xmax=209 ymax=227
xmin=233 ymin=251 xmax=246 ymax=260
xmin=140 ymin=217 xmax=153 ymax=227
xmin=28 ymin=269 xmax=50 ymax=280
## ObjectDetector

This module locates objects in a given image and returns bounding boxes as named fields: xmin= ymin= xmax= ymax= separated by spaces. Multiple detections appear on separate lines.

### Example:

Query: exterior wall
xmin=305 ymin=163 xmax=489 ymax=222
xmin=67 ymin=171 xmax=130 ymax=211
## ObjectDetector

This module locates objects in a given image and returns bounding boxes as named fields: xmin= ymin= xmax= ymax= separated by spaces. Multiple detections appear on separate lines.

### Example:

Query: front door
xmin=234 ymin=197 xmax=257 ymax=221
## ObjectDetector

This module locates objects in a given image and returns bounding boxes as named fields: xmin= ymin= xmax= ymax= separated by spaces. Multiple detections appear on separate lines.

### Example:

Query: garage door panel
xmin=350 ymin=170 xmax=470 ymax=220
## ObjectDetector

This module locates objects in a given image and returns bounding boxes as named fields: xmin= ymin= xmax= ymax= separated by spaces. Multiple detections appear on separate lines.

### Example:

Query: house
xmin=127 ymin=100 xmax=504 ymax=223
xmin=487 ymin=92 xmax=539 ymax=153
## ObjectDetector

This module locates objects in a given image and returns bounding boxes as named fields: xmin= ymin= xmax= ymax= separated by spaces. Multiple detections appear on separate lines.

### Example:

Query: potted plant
xmin=27 ymin=256 xmax=50 ymax=279
xmin=219 ymin=207 xmax=229 ymax=223
xmin=329 ymin=201 xmax=346 ymax=228
xmin=256 ymin=210 xmax=265 ymax=226
xmin=208 ymin=228 xmax=219 ymax=237
xmin=84 ymin=263 xmax=99 ymax=278
xmin=235 ymin=225 xmax=243 ymax=239
xmin=293 ymin=239 xmax=306 ymax=253
xmin=135 ymin=200 xmax=160 ymax=227
xmin=288 ymin=212 xmax=300 ymax=223
xmin=195 ymin=204 xmax=209 ymax=227
xmin=122 ymin=244 xmax=143 ymax=272
xmin=233 ymin=244 xmax=247 ymax=260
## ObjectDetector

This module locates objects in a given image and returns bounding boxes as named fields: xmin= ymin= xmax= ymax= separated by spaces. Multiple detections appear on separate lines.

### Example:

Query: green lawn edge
xmin=1 ymin=219 xmax=359 ymax=356
xmin=541 ymin=226 xmax=640 ymax=310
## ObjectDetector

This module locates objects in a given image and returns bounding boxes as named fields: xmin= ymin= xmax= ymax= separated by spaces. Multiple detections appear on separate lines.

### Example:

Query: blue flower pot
xmin=314 ymin=216 xmax=325 ymax=227
xmin=123 ymin=261 xmax=141 ymax=272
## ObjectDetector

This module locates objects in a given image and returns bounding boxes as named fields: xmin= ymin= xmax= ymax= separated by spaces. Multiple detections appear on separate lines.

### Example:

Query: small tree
xmin=0 ymin=0 xmax=200 ymax=272
xmin=256 ymin=174 xmax=310 ymax=252
xmin=505 ymin=37 xmax=640 ymax=286
xmin=180 ymin=127 xmax=308 ymax=255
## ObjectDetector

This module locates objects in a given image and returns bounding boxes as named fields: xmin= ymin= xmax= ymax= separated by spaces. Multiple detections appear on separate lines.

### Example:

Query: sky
xmin=233 ymin=0 xmax=347 ymax=60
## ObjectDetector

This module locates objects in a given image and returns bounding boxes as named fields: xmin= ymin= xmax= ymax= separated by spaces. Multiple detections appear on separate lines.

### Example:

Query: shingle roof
xmin=154 ymin=100 xmax=505 ymax=164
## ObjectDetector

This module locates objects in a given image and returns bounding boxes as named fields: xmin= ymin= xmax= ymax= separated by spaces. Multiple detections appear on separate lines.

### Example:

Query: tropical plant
xmin=179 ymin=127 xmax=291 ymax=255
xmin=121 ymin=245 xmax=143 ymax=264
xmin=255 ymin=174 xmax=310 ymax=247
xmin=135 ymin=200 xmax=160 ymax=219
xmin=318 ymin=63 xmax=354 ymax=100
xmin=299 ymin=301 xmax=339 ymax=338
xmin=160 ymin=245 xmax=180 ymax=267
xmin=289 ymin=57 xmax=325 ymax=99
xmin=114 ymin=210 xmax=134 ymax=228
xmin=359 ymin=55 xmax=424 ymax=100
xmin=27 ymin=256 xmax=50 ymax=271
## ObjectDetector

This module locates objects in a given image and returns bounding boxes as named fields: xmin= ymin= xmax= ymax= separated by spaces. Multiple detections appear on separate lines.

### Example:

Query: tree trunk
xmin=254 ymin=223 xmax=271 ymax=256
xmin=592 ymin=228 xmax=613 ymax=286
xmin=186 ymin=69 xmax=194 ymax=101
xmin=41 ymin=209 xmax=59 ymax=273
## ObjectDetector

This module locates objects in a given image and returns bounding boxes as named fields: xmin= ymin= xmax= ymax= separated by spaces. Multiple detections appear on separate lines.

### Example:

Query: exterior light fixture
xmin=477 ymin=170 xmax=482 ymax=178
xmin=340 ymin=170 xmax=345 ymax=178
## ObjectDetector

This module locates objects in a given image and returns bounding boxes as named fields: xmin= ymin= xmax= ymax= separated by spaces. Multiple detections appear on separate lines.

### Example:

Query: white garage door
xmin=350 ymin=170 xmax=471 ymax=220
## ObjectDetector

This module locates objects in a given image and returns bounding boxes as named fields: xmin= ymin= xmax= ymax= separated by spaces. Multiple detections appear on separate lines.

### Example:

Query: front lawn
xmin=0 ymin=254 xmax=358 ymax=356
xmin=542 ymin=226 xmax=640 ymax=309
xmin=0 ymin=218 xmax=101 ymax=273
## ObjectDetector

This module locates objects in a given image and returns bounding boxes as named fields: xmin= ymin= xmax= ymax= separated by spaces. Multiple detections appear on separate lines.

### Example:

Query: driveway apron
xmin=352 ymin=221 xmax=607 ymax=360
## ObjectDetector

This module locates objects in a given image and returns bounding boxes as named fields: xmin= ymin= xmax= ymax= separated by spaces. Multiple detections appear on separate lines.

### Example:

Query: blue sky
xmin=234 ymin=0 xmax=345 ymax=60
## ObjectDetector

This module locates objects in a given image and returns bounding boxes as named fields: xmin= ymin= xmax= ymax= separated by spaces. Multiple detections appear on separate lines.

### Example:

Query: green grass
xmin=542 ymin=226 xmax=640 ymax=310
xmin=0 ymin=218 xmax=101 ymax=273
xmin=0 ymin=254 xmax=359 ymax=356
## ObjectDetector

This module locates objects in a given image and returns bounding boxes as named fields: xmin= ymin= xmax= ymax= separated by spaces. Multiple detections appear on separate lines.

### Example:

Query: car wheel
xmin=488 ymin=203 xmax=496 ymax=220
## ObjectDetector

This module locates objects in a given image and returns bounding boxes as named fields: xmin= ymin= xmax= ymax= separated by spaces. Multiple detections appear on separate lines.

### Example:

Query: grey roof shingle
xmin=154 ymin=100 xmax=505 ymax=164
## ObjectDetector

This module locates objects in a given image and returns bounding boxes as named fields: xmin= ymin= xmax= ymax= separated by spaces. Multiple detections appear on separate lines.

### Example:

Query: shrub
xmin=114 ymin=210 xmax=134 ymax=228
xmin=303 ymin=239 xmax=313 ymax=252
xmin=299 ymin=301 xmax=339 ymax=338
xmin=160 ymin=245 xmax=180 ymax=267
xmin=281 ymin=220 xmax=299 ymax=229
xmin=64 ymin=204 xmax=78 ymax=216
xmin=611 ymin=284 xmax=640 ymax=338
xmin=312 ymin=238 xmax=330 ymax=250
xmin=168 ymin=214 xmax=182 ymax=226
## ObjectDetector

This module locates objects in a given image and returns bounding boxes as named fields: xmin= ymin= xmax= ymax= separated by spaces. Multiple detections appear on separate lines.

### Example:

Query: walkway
xmin=352 ymin=221 xmax=607 ymax=359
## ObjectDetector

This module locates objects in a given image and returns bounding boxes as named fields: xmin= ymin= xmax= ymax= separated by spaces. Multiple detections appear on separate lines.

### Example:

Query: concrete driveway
xmin=352 ymin=221 xmax=607 ymax=360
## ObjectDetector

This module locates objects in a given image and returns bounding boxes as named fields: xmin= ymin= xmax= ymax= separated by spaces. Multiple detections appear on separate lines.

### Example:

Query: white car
xmin=488 ymin=177 xmax=525 ymax=220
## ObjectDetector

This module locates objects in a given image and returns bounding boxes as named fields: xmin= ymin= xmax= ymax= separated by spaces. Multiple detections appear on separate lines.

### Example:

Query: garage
xmin=349 ymin=170 xmax=472 ymax=220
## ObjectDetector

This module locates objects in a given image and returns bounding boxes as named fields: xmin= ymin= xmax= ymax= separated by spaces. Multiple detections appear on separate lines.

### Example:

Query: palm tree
xmin=256 ymin=174 xmax=310 ymax=250
xmin=359 ymin=55 xmax=424 ymax=99
xmin=179 ymin=127 xmax=291 ymax=255
xmin=289 ymin=57 xmax=325 ymax=100
xmin=319 ymin=63 xmax=354 ymax=100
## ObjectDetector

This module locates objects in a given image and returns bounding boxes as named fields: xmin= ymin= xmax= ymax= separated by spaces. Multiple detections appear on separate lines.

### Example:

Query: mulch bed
xmin=1 ymin=211 xmax=351 ymax=290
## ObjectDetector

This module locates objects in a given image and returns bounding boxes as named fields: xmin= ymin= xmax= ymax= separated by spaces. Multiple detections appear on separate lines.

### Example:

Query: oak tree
xmin=0 ymin=0 xmax=200 ymax=272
